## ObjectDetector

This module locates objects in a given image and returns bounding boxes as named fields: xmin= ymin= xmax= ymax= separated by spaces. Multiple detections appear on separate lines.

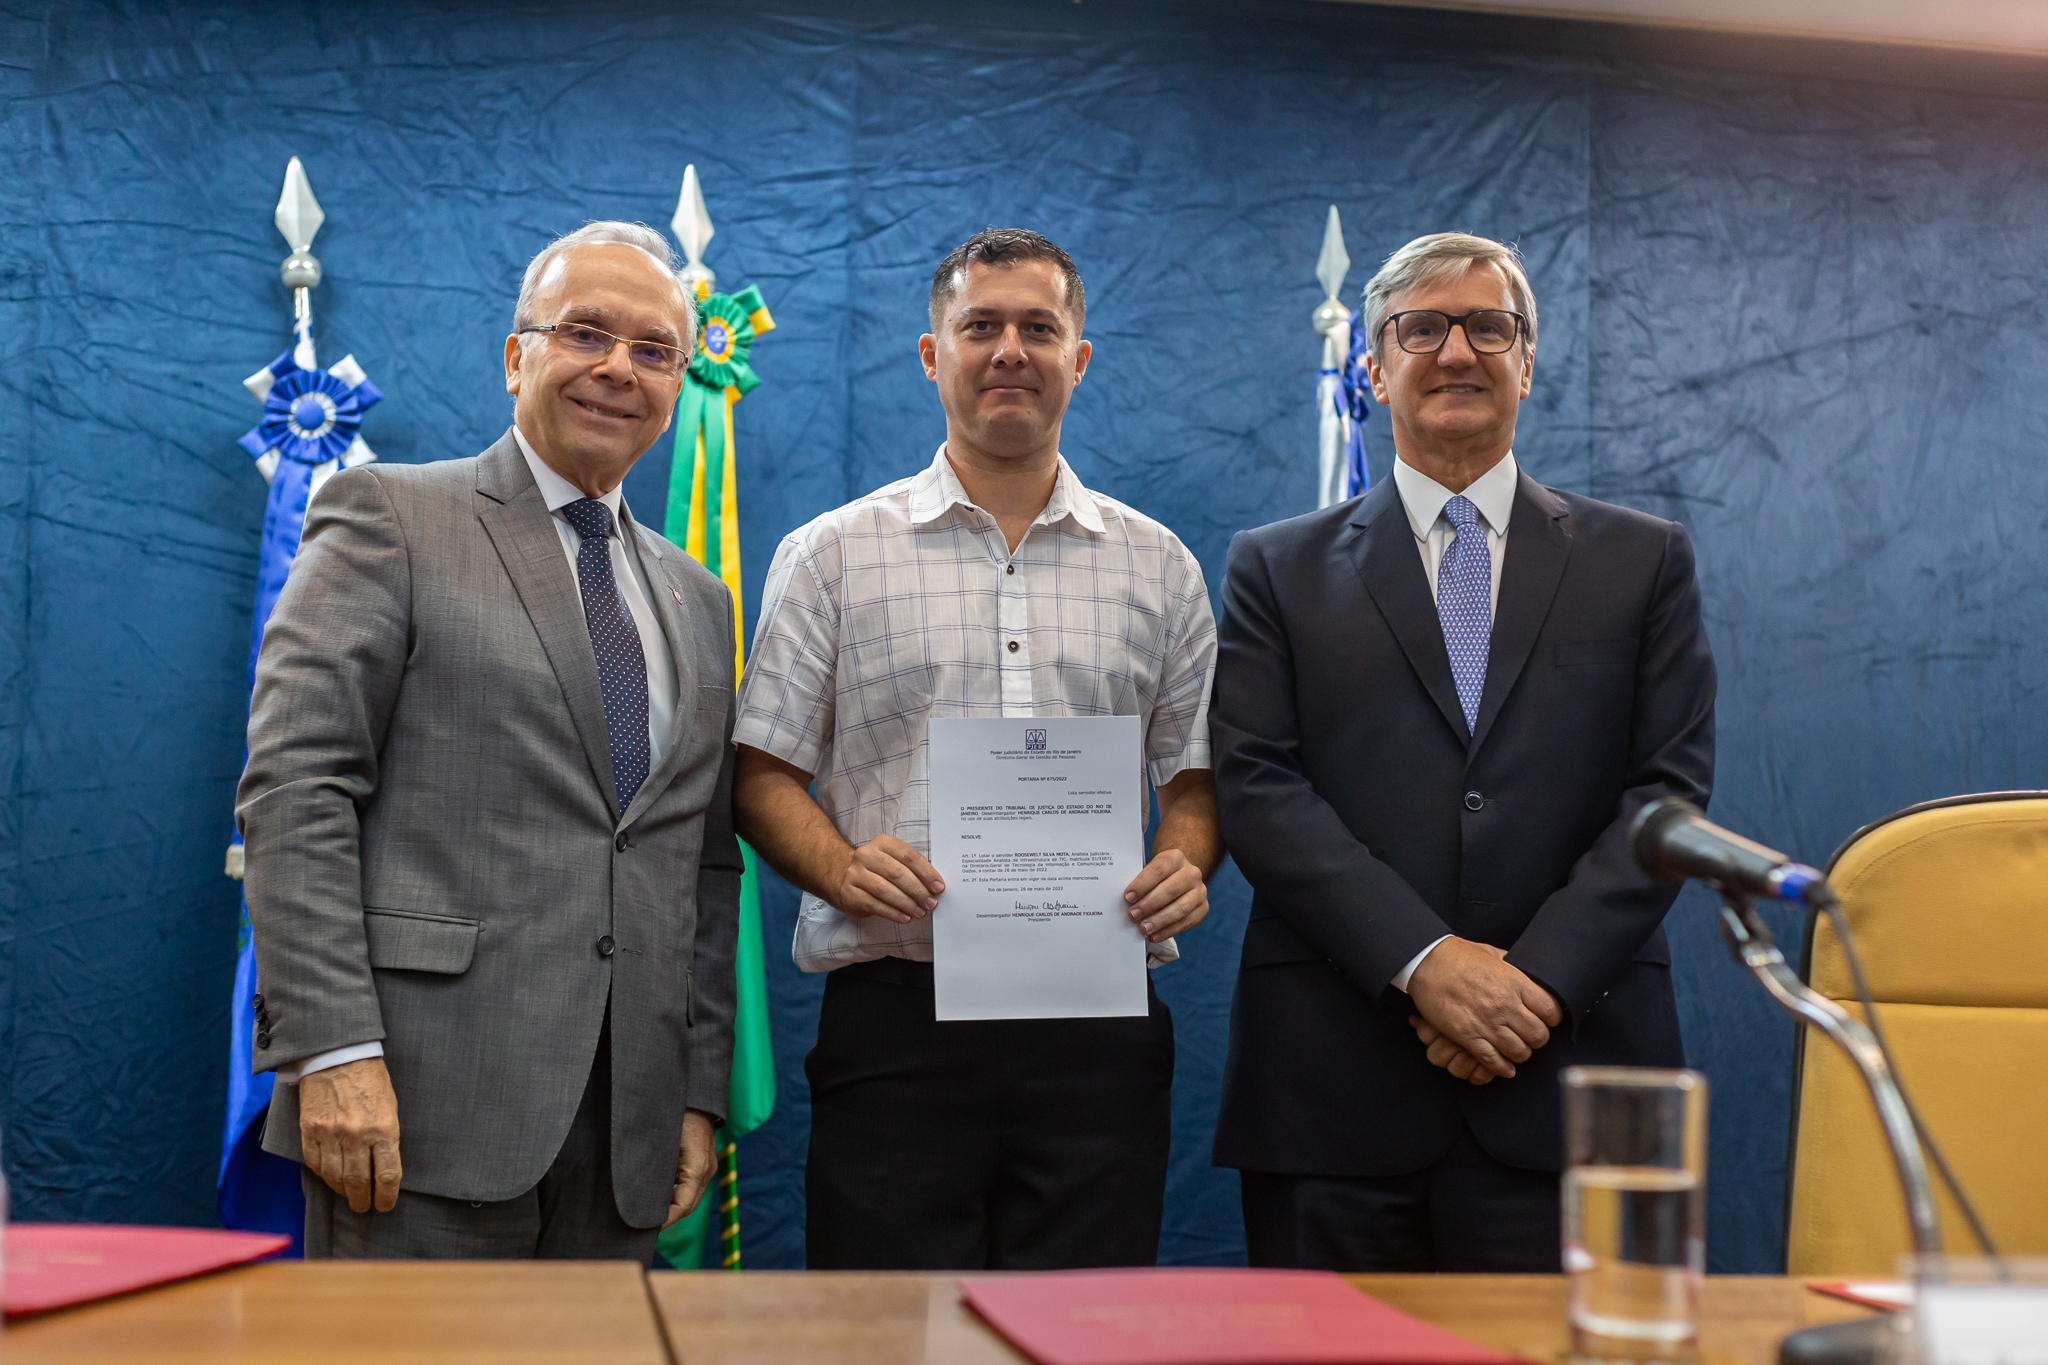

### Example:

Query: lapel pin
xmin=671 ymin=586 xmax=683 ymax=605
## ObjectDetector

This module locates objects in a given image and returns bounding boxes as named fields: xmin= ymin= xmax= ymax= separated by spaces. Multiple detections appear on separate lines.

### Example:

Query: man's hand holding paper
xmin=836 ymin=834 xmax=946 ymax=924
xmin=1121 ymin=768 xmax=1217 ymax=944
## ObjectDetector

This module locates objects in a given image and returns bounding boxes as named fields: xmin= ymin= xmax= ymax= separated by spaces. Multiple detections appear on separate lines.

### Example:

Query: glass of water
xmin=1562 ymin=1066 xmax=1708 ymax=1364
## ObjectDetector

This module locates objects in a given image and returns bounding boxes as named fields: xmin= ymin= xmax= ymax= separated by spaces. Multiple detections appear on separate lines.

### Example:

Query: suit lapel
xmin=473 ymin=431 xmax=622 ymax=817
xmin=617 ymin=515 xmax=703 ymax=830
xmin=1348 ymin=480 xmax=1469 ymax=743
xmin=1467 ymin=472 xmax=1572 ymax=757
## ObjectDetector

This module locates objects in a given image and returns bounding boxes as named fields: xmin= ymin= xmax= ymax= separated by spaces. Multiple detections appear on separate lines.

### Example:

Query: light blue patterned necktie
xmin=1436 ymin=493 xmax=1492 ymax=733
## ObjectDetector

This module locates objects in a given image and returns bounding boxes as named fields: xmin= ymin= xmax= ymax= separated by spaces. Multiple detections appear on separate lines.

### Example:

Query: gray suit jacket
xmin=238 ymin=430 xmax=742 ymax=1228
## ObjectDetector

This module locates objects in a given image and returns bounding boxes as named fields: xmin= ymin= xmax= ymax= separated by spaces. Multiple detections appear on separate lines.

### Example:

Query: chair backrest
xmin=1785 ymin=792 xmax=2048 ymax=1276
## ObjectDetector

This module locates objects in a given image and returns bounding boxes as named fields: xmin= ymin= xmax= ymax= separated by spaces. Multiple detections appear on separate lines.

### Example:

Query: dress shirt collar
xmin=1391 ymin=449 xmax=1518 ymax=541
xmin=907 ymin=444 xmax=1107 ymax=536
xmin=513 ymin=425 xmax=627 ymax=536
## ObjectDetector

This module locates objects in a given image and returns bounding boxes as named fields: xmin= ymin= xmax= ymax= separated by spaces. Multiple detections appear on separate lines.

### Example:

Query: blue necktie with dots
xmin=1437 ymin=494 xmax=1492 ymax=733
xmin=559 ymin=498 xmax=650 ymax=812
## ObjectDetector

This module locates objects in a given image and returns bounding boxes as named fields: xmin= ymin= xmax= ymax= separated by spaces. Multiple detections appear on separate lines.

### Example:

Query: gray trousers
xmin=302 ymin=1010 xmax=660 ymax=1260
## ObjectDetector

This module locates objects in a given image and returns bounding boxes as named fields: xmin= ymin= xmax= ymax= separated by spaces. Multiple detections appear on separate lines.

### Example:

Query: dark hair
xmin=928 ymin=228 xmax=1086 ymax=331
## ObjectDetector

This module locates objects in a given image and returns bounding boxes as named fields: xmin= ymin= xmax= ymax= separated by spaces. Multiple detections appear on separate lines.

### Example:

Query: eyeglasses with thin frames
xmin=518 ymin=321 xmax=690 ymax=378
xmin=1381 ymin=309 xmax=1527 ymax=356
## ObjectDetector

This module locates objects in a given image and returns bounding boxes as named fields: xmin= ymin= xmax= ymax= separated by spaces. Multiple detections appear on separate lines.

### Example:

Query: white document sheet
xmin=928 ymin=715 xmax=1149 ymax=1021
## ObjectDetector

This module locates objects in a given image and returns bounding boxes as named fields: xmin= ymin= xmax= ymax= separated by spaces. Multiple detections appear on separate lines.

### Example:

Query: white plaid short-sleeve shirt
xmin=735 ymin=445 xmax=1218 ymax=973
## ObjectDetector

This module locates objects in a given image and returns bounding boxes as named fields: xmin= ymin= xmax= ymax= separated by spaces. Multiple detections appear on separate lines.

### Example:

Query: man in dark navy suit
xmin=1210 ymin=232 xmax=1715 ymax=1271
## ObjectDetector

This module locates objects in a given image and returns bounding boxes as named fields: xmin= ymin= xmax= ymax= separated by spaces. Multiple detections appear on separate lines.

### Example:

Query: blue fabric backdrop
xmin=4 ymin=0 xmax=2044 ymax=1273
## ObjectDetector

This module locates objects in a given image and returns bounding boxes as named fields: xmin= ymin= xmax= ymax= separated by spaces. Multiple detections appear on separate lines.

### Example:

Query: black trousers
xmin=1239 ymin=1129 xmax=1562 ymax=1272
xmin=805 ymin=956 xmax=1174 ymax=1270
xmin=304 ymin=1005 xmax=656 ymax=1260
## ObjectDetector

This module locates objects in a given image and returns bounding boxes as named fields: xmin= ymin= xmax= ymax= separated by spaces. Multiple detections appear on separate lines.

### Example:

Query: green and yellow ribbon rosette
xmin=665 ymin=284 xmax=775 ymax=684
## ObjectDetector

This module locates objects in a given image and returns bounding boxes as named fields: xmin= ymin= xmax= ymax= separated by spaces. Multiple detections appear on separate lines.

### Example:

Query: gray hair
xmin=513 ymin=220 xmax=696 ymax=350
xmin=1360 ymin=232 xmax=1537 ymax=361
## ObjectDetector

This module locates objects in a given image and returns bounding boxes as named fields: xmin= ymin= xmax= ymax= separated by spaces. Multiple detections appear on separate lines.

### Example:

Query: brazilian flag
xmin=657 ymin=283 xmax=778 ymax=1269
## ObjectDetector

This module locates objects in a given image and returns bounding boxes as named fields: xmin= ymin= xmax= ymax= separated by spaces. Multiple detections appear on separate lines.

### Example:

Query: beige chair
xmin=1785 ymin=792 xmax=2048 ymax=1275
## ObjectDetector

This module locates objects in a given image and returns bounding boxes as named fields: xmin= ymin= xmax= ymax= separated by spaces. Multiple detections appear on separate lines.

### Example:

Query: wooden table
xmin=2 ymin=1260 xmax=669 ymax=1364
xmin=5 ymin=1264 xmax=1876 ymax=1363
xmin=646 ymin=1271 xmax=1881 ymax=1365
xmin=1357 ymin=1276 xmax=1873 ymax=1365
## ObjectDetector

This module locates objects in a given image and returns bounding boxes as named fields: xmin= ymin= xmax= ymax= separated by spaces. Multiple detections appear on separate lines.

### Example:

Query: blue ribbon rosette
xmin=237 ymin=351 xmax=383 ymax=466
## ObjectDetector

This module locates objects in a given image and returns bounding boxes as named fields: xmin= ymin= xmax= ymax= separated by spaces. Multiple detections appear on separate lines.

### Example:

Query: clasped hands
xmin=299 ymin=1056 xmax=717 ymax=1224
xmin=1405 ymin=937 xmax=1563 ymax=1085
xmin=831 ymin=833 xmax=1208 ymax=943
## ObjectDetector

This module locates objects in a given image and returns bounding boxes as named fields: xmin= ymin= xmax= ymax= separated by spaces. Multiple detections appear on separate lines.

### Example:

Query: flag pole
xmin=219 ymin=159 xmax=383 ymax=1248
xmin=656 ymin=165 xmax=778 ymax=1272
xmin=226 ymin=153 xmax=326 ymax=871
xmin=1313 ymin=206 xmax=1355 ymax=509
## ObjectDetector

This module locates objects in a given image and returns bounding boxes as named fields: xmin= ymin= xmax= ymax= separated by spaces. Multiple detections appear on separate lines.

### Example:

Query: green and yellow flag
xmin=656 ymin=280 xmax=778 ymax=1271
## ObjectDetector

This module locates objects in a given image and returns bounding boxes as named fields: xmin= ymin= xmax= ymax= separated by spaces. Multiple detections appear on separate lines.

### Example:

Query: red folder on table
xmin=4 ymin=1223 xmax=290 ymax=1316
xmin=961 ymin=1269 xmax=1528 ymax=1365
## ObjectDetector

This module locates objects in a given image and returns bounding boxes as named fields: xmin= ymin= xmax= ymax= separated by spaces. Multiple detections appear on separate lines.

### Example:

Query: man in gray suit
xmin=239 ymin=221 xmax=741 ymax=1258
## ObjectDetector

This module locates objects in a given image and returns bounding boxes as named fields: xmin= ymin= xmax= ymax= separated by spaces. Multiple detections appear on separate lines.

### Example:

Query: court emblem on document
xmin=1025 ymin=728 xmax=1047 ymax=752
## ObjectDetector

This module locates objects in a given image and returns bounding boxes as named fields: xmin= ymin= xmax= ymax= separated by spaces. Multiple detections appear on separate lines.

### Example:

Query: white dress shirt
xmin=1386 ymin=450 xmax=1518 ymax=993
xmin=280 ymin=429 xmax=679 ymax=1084
xmin=735 ymin=445 xmax=1218 ymax=973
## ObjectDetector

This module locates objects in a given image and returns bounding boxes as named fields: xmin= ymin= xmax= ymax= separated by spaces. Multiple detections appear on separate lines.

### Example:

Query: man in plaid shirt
xmin=733 ymin=229 xmax=1221 ymax=1270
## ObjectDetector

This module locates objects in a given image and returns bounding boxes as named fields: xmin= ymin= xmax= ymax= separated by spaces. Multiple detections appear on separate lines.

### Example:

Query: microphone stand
xmin=1714 ymin=890 xmax=1939 ymax=1364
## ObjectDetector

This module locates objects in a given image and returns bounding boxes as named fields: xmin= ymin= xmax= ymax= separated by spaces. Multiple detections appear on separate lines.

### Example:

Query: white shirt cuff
xmin=1392 ymin=935 xmax=1453 ymax=993
xmin=277 ymin=1041 xmax=385 ymax=1086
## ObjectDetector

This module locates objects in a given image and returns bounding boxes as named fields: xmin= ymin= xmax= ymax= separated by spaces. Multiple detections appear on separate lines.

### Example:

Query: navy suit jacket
xmin=1210 ymin=470 xmax=1715 ymax=1176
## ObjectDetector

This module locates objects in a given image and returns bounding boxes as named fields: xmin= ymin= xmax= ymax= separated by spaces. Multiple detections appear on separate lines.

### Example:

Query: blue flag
xmin=220 ymin=345 xmax=381 ymax=1250
xmin=1315 ymin=313 xmax=1374 ymax=507
xmin=1340 ymin=316 xmax=1372 ymax=499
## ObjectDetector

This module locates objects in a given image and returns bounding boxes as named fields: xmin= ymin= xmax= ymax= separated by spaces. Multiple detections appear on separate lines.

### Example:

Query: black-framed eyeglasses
xmin=1382 ymin=309 xmax=1526 ymax=355
xmin=518 ymin=322 xmax=689 ymax=378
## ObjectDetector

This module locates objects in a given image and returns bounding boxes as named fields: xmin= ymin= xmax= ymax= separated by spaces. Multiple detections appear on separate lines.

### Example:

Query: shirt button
xmin=1007 ymin=640 xmax=1019 ymax=653
xmin=615 ymin=832 xmax=628 ymax=852
xmin=1005 ymin=564 xmax=1015 ymax=575
xmin=1464 ymin=792 xmax=1484 ymax=811
xmin=596 ymin=935 xmax=616 ymax=957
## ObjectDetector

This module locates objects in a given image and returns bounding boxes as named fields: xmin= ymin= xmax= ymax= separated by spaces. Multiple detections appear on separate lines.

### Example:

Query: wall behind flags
xmin=4 ymin=0 xmax=2046 ymax=1272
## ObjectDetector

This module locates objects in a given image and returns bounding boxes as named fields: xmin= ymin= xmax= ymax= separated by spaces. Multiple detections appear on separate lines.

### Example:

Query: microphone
xmin=1630 ymin=797 xmax=1828 ymax=903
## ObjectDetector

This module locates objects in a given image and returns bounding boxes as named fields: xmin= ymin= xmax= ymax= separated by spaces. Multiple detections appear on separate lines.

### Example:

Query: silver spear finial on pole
xmin=275 ymin=157 xmax=325 ymax=369
xmin=673 ymin=163 xmax=716 ymax=304
xmin=1312 ymin=204 xmax=1351 ymax=339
